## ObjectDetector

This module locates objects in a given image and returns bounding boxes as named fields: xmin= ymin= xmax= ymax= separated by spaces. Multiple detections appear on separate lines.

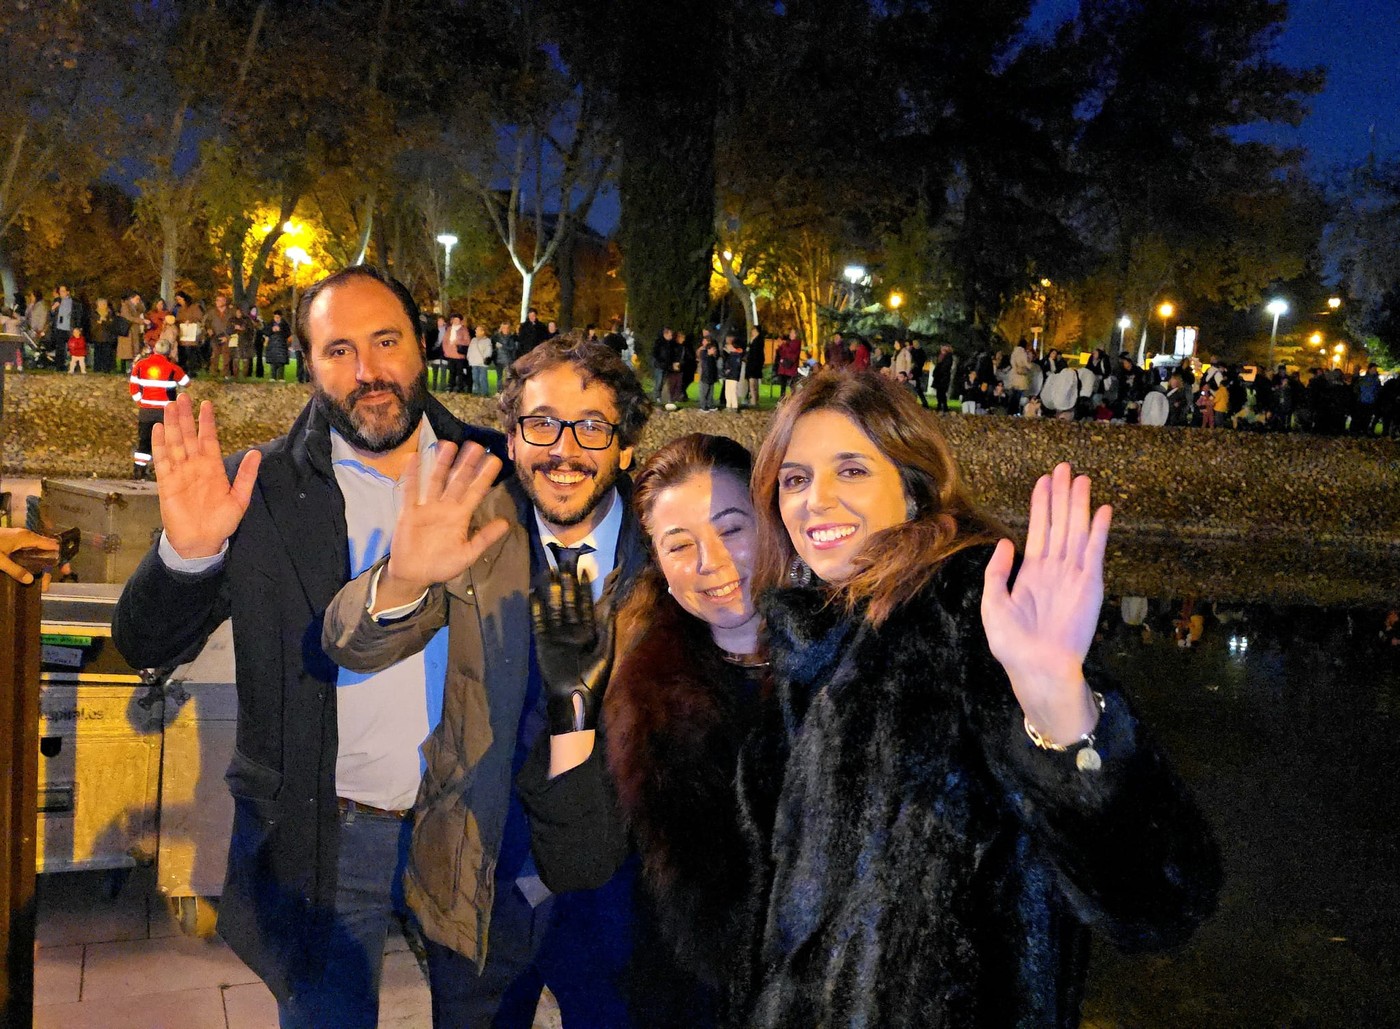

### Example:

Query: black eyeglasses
xmin=517 ymin=415 xmax=619 ymax=450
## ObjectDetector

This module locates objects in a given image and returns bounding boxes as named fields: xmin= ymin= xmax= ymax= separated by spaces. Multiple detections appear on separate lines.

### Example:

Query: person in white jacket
xmin=467 ymin=324 xmax=495 ymax=395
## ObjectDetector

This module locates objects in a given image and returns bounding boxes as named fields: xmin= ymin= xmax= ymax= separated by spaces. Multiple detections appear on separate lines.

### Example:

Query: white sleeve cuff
xmin=367 ymin=564 xmax=429 ymax=621
xmin=157 ymin=532 xmax=227 ymax=574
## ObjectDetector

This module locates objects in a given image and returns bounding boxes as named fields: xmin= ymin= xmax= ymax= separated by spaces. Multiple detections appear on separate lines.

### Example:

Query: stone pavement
xmin=31 ymin=866 xmax=561 ymax=1029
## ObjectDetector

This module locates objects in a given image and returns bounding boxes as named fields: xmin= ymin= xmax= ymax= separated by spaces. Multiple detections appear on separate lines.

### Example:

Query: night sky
xmin=1029 ymin=0 xmax=1400 ymax=169
xmin=587 ymin=1 xmax=1398 ymax=232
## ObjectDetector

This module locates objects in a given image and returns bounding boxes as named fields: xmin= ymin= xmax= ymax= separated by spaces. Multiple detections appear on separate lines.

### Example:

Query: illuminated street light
xmin=285 ymin=246 xmax=312 ymax=335
xmin=1327 ymin=297 xmax=1342 ymax=310
xmin=436 ymin=232 xmax=458 ymax=317
xmin=1266 ymin=298 xmax=1288 ymax=369
xmin=722 ymin=249 xmax=734 ymax=262
xmin=1116 ymin=315 xmax=1131 ymax=351
xmin=844 ymin=264 xmax=866 ymax=284
xmin=889 ymin=293 xmax=904 ymax=309
xmin=1309 ymin=332 xmax=1323 ymax=346
xmin=1158 ymin=302 xmax=1174 ymax=353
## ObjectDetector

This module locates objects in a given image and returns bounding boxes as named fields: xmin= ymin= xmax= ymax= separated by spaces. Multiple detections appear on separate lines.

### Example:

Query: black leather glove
xmin=531 ymin=568 xmax=613 ymax=734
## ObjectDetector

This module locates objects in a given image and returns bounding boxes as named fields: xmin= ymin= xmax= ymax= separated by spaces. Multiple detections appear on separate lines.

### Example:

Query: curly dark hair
xmin=497 ymin=333 xmax=652 ymax=448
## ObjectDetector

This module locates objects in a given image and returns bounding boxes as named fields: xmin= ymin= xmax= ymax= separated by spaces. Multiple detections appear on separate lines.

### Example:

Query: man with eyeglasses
xmin=323 ymin=336 xmax=660 ymax=1026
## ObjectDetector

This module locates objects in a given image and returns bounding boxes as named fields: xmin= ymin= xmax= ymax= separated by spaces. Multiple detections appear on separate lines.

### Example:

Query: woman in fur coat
xmin=524 ymin=374 xmax=1220 ymax=1027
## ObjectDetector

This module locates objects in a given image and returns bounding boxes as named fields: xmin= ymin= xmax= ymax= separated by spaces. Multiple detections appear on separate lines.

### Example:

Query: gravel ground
xmin=6 ymin=371 xmax=1398 ymax=605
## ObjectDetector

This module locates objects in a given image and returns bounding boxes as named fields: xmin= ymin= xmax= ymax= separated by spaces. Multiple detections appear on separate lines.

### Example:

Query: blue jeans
xmin=278 ymin=805 xmax=413 ymax=1029
xmin=472 ymin=365 xmax=490 ymax=395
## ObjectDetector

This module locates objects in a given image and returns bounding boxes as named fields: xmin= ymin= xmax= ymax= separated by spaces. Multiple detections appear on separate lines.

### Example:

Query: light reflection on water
xmin=1084 ymin=594 xmax=1400 ymax=1027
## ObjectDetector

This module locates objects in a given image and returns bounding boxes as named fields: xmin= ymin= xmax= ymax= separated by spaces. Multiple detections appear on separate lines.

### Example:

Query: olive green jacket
xmin=321 ymin=482 xmax=532 ymax=965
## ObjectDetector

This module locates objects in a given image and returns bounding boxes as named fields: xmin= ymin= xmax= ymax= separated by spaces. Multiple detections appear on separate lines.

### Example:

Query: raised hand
xmin=377 ymin=441 xmax=508 ymax=605
xmin=981 ymin=462 xmax=1112 ymax=746
xmin=154 ymin=395 xmax=261 ymax=559
xmin=531 ymin=568 xmax=613 ymax=735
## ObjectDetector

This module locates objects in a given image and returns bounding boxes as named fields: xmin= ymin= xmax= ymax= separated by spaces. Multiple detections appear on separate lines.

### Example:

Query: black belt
xmin=336 ymin=796 xmax=411 ymax=820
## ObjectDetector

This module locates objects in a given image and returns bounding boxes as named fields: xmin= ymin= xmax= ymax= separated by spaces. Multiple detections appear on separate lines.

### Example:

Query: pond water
xmin=1082 ymin=596 xmax=1400 ymax=1027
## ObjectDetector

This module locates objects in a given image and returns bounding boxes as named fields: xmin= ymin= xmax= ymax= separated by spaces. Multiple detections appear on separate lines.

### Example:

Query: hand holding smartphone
xmin=1 ymin=527 xmax=79 ymax=584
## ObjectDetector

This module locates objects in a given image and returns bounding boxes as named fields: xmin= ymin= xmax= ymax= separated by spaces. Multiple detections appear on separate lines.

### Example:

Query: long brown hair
xmin=751 ymin=369 xmax=1004 ymax=626
xmin=615 ymin=433 xmax=754 ymax=651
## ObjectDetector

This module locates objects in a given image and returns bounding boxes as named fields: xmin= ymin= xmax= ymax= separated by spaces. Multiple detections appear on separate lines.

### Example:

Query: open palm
xmin=153 ymin=395 xmax=261 ymax=559
xmin=383 ymin=441 xmax=508 ymax=591
xmin=981 ymin=463 xmax=1111 ymax=735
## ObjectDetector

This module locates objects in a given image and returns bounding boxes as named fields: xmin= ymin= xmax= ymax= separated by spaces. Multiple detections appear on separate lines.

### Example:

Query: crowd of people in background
xmin=2 ymin=284 xmax=1395 ymax=437
xmin=950 ymin=337 xmax=1399 ymax=437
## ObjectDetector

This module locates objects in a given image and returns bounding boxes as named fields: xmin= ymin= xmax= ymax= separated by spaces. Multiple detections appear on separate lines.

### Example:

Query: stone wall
xmin=6 ymin=370 xmax=1399 ymax=604
xmin=8 ymin=371 xmax=1396 ymax=535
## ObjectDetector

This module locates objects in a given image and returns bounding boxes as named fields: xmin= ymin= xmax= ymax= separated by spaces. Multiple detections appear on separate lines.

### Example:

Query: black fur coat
xmin=522 ymin=546 xmax=1220 ymax=1028
xmin=734 ymin=544 xmax=1221 ymax=1027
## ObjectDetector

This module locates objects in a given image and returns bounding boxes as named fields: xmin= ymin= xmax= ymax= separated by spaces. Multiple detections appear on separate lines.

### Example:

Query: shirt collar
xmin=533 ymin=486 xmax=622 ymax=566
xmin=330 ymin=415 xmax=438 ymax=481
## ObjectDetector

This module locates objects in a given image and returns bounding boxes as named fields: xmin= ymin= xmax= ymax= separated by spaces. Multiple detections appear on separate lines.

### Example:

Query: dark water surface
xmin=1082 ymin=596 xmax=1400 ymax=1028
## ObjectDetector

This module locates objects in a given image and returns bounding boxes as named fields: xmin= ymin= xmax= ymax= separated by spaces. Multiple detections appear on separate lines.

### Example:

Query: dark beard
xmin=517 ymin=455 xmax=621 ymax=528
xmin=316 ymin=372 xmax=429 ymax=453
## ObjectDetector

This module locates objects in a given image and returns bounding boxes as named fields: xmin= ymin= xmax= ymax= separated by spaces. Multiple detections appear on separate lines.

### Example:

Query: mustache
xmin=347 ymin=379 xmax=407 ymax=407
xmin=533 ymin=458 xmax=595 ymax=477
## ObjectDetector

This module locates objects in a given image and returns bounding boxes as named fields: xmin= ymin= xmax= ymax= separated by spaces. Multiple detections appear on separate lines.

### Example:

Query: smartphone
xmin=11 ymin=527 xmax=80 ymax=575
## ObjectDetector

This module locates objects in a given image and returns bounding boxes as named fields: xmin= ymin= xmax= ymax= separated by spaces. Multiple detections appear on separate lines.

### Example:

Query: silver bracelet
xmin=1024 ymin=690 xmax=1106 ymax=772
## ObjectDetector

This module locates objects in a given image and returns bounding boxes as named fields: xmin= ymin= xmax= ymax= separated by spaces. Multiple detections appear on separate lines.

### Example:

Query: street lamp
xmin=1266 ymin=298 xmax=1288 ymax=370
xmin=1327 ymin=297 xmax=1342 ymax=310
xmin=1309 ymin=332 xmax=1323 ymax=347
xmin=842 ymin=265 xmax=866 ymax=312
xmin=282 ymin=247 xmax=310 ymax=312
xmin=889 ymin=293 xmax=903 ymax=309
xmin=1157 ymin=302 xmax=1174 ymax=354
xmin=1116 ymin=315 xmax=1131 ymax=351
xmin=436 ymin=232 xmax=458 ymax=317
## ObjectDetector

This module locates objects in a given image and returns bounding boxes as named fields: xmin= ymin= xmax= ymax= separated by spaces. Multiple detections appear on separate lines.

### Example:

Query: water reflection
xmin=1084 ymin=594 xmax=1400 ymax=1027
xmin=1102 ymin=529 xmax=1400 ymax=610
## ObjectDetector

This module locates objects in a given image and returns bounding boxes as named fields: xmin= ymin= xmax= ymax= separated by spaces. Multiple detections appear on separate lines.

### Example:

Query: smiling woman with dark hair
xmin=735 ymin=369 xmax=1221 ymax=1026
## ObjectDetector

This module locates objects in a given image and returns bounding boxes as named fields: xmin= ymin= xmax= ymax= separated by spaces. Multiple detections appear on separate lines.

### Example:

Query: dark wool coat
xmin=739 ymin=545 xmax=1221 ymax=1027
xmin=112 ymin=395 xmax=508 ymax=1001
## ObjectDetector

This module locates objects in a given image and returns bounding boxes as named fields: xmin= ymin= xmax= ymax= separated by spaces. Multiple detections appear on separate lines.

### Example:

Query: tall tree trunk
xmin=719 ymin=263 xmax=757 ymax=337
xmin=350 ymin=196 xmax=375 ymax=267
xmin=518 ymin=270 xmax=534 ymax=324
xmin=159 ymin=209 xmax=180 ymax=304
xmin=374 ymin=213 xmax=391 ymax=277
xmin=0 ymin=241 xmax=16 ymax=309
xmin=554 ymin=223 xmax=577 ymax=331
xmin=614 ymin=0 xmax=716 ymax=376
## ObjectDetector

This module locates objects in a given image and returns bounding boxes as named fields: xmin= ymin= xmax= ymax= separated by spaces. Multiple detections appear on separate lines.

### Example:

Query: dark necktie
xmin=547 ymin=541 xmax=595 ymax=578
